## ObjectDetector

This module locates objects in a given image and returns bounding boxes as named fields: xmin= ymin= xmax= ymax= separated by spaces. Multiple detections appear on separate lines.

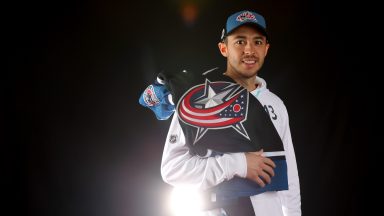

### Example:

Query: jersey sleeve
xmin=160 ymin=113 xmax=247 ymax=190
xmin=277 ymin=105 xmax=302 ymax=216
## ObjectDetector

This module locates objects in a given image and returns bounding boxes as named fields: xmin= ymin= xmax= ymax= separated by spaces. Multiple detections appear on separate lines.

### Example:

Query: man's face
xmin=219 ymin=25 xmax=270 ymax=79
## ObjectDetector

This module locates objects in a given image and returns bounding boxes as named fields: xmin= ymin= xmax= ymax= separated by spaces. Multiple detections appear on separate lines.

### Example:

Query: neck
xmin=223 ymin=72 xmax=258 ymax=92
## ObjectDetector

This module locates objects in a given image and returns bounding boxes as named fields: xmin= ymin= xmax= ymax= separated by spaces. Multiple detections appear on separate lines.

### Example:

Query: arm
xmin=278 ymin=107 xmax=301 ymax=216
xmin=161 ymin=113 xmax=247 ymax=190
xmin=161 ymin=113 xmax=275 ymax=190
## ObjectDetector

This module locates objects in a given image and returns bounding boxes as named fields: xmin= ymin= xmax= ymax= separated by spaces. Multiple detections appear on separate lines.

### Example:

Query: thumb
xmin=254 ymin=149 xmax=264 ymax=156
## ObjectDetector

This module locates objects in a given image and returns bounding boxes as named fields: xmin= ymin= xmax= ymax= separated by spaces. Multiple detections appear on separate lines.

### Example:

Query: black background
xmin=5 ymin=0 xmax=377 ymax=215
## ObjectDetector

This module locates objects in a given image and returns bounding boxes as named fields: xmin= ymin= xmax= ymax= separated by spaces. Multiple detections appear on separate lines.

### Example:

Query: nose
xmin=244 ymin=42 xmax=255 ymax=55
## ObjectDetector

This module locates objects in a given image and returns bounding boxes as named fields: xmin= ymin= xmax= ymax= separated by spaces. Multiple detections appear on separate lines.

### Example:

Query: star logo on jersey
xmin=177 ymin=79 xmax=249 ymax=144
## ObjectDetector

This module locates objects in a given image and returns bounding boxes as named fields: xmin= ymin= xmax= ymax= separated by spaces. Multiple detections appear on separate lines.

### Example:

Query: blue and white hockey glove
xmin=139 ymin=75 xmax=175 ymax=120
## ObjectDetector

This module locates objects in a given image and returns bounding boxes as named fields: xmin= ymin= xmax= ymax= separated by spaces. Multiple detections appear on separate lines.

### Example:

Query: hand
xmin=245 ymin=149 xmax=276 ymax=187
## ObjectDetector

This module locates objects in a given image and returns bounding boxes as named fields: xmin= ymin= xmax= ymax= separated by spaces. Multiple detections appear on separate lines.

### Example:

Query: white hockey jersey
xmin=161 ymin=76 xmax=301 ymax=216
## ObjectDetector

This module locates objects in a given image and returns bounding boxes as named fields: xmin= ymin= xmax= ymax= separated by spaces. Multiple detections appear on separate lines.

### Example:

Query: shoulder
xmin=259 ymin=90 xmax=288 ymax=118
xmin=255 ymin=76 xmax=287 ymax=110
xmin=254 ymin=78 xmax=290 ymax=125
xmin=262 ymin=89 xmax=285 ymax=105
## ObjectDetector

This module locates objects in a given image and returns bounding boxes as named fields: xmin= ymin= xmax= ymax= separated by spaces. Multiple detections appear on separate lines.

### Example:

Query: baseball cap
xmin=221 ymin=10 xmax=268 ymax=41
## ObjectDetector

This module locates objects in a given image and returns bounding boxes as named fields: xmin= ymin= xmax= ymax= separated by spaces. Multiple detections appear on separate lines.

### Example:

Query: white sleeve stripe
xmin=262 ymin=151 xmax=285 ymax=157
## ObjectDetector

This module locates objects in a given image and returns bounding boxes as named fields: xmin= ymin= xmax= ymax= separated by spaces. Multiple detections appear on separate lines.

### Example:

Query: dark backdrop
xmin=5 ymin=0 xmax=376 ymax=215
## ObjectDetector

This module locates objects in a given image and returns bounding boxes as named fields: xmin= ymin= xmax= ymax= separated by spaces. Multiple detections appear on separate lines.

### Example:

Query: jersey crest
xmin=177 ymin=79 xmax=250 ymax=144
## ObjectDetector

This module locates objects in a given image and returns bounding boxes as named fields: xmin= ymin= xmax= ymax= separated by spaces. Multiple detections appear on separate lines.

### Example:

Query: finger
xmin=259 ymin=171 xmax=272 ymax=184
xmin=263 ymin=157 xmax=276 ymax=168
xmin=262 ymin=164 xmax=275 ymax=177
xmin=255 ymin=176 xmax=266 ymax=187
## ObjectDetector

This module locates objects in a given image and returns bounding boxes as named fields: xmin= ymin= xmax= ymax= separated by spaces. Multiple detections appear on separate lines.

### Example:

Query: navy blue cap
xmin=221 ymin=10 xmax=268 ymax=40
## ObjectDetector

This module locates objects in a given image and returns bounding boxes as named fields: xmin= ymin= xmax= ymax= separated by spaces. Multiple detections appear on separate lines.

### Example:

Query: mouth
xmin=243 ymin=59 xmax=256 ymax=64
xmin=242 ymin=57 xmax=258 ymax=65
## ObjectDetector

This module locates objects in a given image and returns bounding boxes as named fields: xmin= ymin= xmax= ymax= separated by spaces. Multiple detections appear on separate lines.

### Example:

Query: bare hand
xmin=245 ymin=149 xmax=276 ymax=187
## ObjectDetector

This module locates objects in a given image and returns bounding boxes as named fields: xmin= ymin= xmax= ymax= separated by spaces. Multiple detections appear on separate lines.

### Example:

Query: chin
xmin=240 ymin=69 xmax=258 ymax=78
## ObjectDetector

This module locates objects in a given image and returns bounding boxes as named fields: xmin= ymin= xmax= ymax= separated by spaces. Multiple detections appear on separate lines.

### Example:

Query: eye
xmin=235 ymin=40 xmax=246 ymax=45
xmin=255 ymin=40 xmax=264 ymax=45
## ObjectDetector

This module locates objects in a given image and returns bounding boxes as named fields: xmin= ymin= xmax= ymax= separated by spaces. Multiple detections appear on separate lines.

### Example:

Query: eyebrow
xmin=233 ymin=35 xmax=265 ymax=40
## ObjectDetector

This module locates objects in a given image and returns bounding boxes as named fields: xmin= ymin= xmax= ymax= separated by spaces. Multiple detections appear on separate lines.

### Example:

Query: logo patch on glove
xmin=143 ymin=85 xmax=160 ymax=106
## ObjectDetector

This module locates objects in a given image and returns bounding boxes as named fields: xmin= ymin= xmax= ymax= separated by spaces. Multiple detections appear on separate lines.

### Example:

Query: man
xmin=159 ymin=10 xmax=301 ymax=216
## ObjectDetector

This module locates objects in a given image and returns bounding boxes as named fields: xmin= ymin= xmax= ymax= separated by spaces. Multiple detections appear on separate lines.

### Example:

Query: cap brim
xmin=226 ymin=22 xmax=269 ymax=40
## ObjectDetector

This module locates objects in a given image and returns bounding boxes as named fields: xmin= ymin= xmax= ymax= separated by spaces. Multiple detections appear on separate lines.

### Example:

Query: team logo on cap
xmin=177 ymin=79 xmax=250 ymax=144
xmin=236 ymin=11 xmax=257 ymax=22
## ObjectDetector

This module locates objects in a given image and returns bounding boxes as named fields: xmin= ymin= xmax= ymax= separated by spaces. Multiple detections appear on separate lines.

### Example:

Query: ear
xmin=218 ymin=42 xmax=228 ymax=57
xmin=264 ymin=43 xmax=270 ymax=57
